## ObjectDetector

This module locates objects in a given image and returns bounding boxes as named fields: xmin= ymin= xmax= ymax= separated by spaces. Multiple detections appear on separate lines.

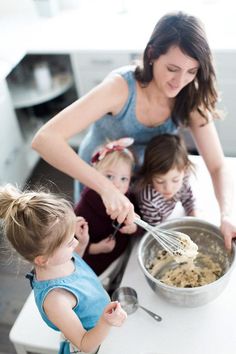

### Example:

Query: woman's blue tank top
xmin=78 ymin=65 xmax=177 ymax=166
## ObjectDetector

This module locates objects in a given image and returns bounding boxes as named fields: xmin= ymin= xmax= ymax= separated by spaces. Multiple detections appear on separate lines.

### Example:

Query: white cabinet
xmin=0 ymin=80 xmax=28 ymax=186
xmin=71 ymin=51 xmax=140 ymax=96
xmin=6 ymin=53 xmax=79 ymax=177
xmin=213 ymin=50 xmax=236 ymax=157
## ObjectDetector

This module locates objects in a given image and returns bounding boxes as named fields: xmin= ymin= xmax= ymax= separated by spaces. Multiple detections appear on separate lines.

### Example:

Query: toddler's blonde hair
xmin=93 ymin=149 xmax=135 ymax=172
xmin=0 ymin=184 xmax=76 ymax=263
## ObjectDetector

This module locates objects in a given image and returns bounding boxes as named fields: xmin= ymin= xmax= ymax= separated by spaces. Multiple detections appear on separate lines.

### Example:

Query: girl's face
xmin=152 ymin=167 xmax=185 ymax=200
xmin=99 ymin=160 xmax=132 ymax=194
xmin=152 ymin=45 xmax=199 ymax=98
xmin=47 ymin=227 xmax=79 ymax=266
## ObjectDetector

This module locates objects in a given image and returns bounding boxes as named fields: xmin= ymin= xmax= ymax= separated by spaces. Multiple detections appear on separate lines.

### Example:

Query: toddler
xmin=136 ymin=134 xmax=198 ymax=225
xmin=0 ymin=185 xmax=126 ymax=354
xmin=75 ymin=137 xmax=139 ymax=276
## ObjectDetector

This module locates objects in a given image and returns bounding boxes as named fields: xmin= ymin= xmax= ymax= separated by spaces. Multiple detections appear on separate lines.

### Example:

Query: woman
xmin=32 ymin=12 xmax=236 ymax=249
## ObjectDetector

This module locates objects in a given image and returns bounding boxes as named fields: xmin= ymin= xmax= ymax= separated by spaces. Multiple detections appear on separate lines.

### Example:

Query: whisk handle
xmin=134 ymin=218 xmax=153 ymax=232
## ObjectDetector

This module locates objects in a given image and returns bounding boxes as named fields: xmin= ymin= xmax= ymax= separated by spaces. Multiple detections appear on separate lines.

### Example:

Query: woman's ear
xmin=34 ymin=255 xmax=48 ymax=266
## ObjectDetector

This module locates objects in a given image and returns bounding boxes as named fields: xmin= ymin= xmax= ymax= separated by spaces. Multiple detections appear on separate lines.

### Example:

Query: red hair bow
xmin=91 ymin=137 xmax=134 ymax=164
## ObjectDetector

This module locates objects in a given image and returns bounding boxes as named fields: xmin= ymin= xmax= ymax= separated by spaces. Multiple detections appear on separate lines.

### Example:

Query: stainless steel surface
xmin=138 ymin=217 xmax=236 ymax=307
xmin=112 ymin=286 xmax=162 ymax=322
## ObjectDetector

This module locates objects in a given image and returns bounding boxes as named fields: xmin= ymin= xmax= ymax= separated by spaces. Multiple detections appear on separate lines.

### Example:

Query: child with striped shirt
xmin=136 ymin=134 xmax=198 ymax=226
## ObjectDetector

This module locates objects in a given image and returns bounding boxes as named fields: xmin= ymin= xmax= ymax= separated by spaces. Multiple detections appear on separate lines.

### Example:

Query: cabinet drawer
xmin=73 ymin=52 xmax=130 ymax=71
xmin=76 ymin=69 xmax=111 ymax=95
xmin=71 ymin=51 xmax=132 ymax=96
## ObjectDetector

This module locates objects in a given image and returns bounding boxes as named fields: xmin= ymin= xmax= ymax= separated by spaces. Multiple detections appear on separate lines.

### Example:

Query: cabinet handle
xmin=90 ymin=59 xmax=113 ymax=65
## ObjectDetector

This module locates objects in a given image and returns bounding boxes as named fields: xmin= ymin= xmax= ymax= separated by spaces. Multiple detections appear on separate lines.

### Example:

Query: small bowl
xmin=138 ymin=217 xmax=236 ymax=307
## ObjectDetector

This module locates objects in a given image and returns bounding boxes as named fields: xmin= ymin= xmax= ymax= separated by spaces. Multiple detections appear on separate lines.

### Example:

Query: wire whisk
xmin=135 ymin=218 xmax=198 ymax=263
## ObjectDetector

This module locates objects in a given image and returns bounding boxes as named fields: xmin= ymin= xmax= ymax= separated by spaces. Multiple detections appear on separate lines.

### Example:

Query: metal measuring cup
xmin=112 ymin=286 xmax=162 ymax=322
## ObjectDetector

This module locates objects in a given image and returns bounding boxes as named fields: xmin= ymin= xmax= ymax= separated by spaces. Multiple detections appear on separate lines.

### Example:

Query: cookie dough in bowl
xmin=138 ymin=217 xmax=236 ymax=307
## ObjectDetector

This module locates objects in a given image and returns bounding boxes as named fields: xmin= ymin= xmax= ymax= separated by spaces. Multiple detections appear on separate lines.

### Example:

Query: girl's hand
xmin=220 ymin=216 xmax=236 ymax=250
xmin=119 ymin=223 xmax=137 ymax=234
xmin=101 ymin=186 xmax=135 ymax=225
xmin=75 ymin=217 xmax=89 ymax=256
xmin=103 ymin=302 xmax=127 ymax=327
xmin=89 ymin=237 xmax=116 ymax=255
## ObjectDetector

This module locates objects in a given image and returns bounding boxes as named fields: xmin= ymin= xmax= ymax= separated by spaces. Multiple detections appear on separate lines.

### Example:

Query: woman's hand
xmin=100 ymin=185 xmax=135 ymax=225
xmin=119 ymin=223 xmax=137 ymax=234
xmin=220 ymin=216 xmax=236 ymax=250
xmin=102 ymin=302 xmax=127 ymax=327
xmin=89 ymin=237 xmax=116 ymax=255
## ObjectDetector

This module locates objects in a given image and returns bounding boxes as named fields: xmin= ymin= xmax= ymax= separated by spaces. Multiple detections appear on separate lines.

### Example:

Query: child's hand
xmin=119 ymin=223 xmax=137 ymax=234
xmin=75 ymin=217 xmax=89 ymax=255
xmin=89 ymin=237 xmax=116 ymax=255
xmin=103 ymin=301 xmax=127 ymax=327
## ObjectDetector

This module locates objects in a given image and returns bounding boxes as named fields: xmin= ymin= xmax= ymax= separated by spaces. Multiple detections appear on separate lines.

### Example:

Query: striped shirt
xmin=138 ymin=175 xmax=196 ymax=226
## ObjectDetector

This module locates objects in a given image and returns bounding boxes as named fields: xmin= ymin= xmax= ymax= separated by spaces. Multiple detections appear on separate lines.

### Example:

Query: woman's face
xmin=152 ymin=167 xmax=185 ymax=200
xmin=152 ymin=45 xmax=199 ymax=98
xmin=99 ymin=160 xmax=132 ymax=194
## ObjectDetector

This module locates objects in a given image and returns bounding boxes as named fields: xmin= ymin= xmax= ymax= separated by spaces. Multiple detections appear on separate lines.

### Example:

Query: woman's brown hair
xmin=0 ymin=184 xmax=76 ymax=263
xmin=134 ymin=11 xmax=219 ymax=126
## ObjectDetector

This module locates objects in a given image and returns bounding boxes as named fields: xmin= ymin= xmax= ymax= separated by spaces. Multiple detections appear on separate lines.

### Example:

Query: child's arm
xmin=89 ymin=237 xmax=116 ymax=254
xmin=74 ymin=217 xmax=89 ymax=257
xmin=44 ymin=290 xmax=126 ymax=353
xmin=188 ymin=209 xmax=203 ymax=217
xmin=80 ymin=302 xmax=126 ymax=351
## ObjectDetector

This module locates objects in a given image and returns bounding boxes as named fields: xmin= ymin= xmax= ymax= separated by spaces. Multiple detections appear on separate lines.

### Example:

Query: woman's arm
xmin=32 ymin=74 xmax=135 ymax=224
xmin=189 ymin=112 xmax=236 ymax=249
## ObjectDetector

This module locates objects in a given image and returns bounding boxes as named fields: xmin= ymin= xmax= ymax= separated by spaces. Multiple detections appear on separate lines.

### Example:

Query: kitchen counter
xmin=98 ymin=155 xmax=236 ymax=354
xmin=9 ymin=155 xmax=236 ymax=354
xmin=98 ymin=242 xmax=236 ymax=354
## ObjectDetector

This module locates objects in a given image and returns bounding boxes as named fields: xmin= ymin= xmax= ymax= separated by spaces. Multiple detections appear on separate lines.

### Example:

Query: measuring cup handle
xmin=139 ymin=305 xmax=162 ymax=322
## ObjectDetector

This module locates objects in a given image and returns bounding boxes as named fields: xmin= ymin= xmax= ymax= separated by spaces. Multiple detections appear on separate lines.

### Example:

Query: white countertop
xmin=9 ymin=155 xmax=236 ymax=354
xmin=98 ymin=155 xmax=236 ymax=354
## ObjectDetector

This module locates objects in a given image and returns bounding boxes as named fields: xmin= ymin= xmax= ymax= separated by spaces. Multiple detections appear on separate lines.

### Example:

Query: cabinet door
xmin=70 ymin=51 xmax=135 ymax=96
xmin=0 ymin=80 xmax=28 ymax=186
xmin=214 ymin=50 xmax=236 ymax=156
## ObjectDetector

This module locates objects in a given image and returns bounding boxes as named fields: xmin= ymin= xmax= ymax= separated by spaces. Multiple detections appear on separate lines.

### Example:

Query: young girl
xmin=0 ymin=185 xmax=127 ymax=354
xmin=74 ymin=137 xmax=138 ymax=276
xmin=136 ymin=134 xmax=198 ymax=225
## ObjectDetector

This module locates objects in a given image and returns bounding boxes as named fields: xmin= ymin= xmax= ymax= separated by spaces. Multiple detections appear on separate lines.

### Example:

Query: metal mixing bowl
xmin=138 ymin=217 xmax=236 ymax=307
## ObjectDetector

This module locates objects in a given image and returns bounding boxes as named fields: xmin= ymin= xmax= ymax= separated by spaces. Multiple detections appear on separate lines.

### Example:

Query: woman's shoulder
xmin=105 ymin=65 xmax=136 ymax=89
xmin=110 ymin=64 xmax=136 ymax=78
